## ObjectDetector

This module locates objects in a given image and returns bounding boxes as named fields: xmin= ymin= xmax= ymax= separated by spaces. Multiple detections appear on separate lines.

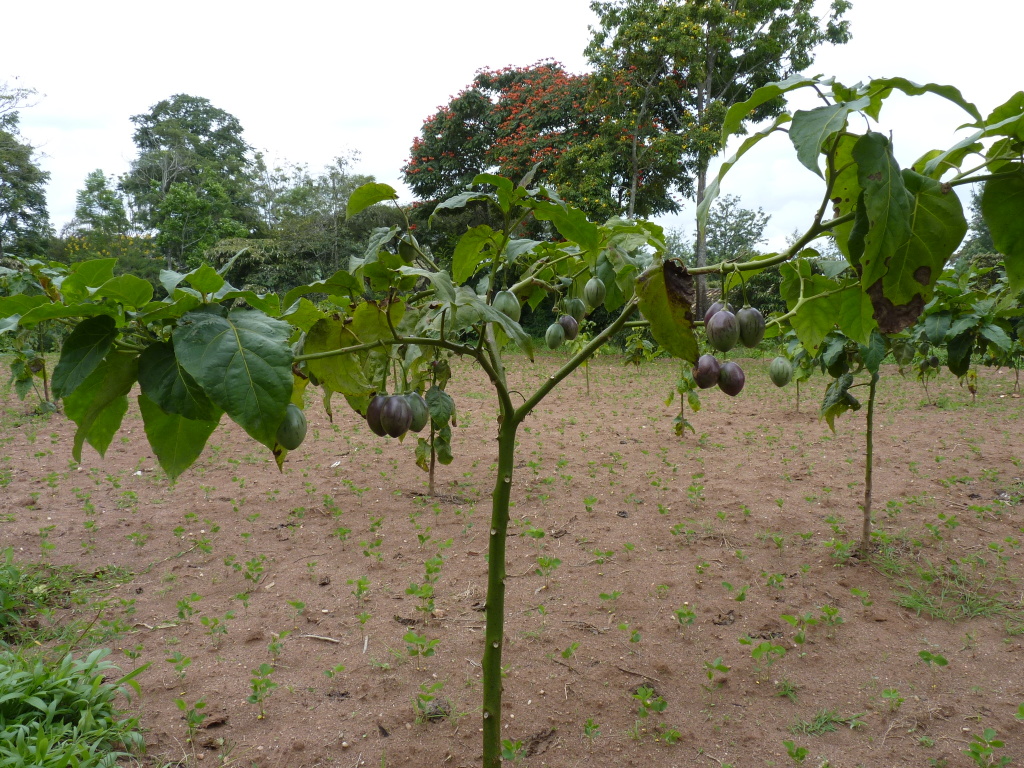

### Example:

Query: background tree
xmin=0 ymin=83 xmax=51 ymax=260
xmin=210 ymin=155 xmax=402 ymax=293
xmin=403 ymin=60 xmax=685 ymax=227
xmin=120 ymin=94 xmax=262 ymax=269
xmin=60 ymin=169 xmax=161 ymax=287
xmin=587 ymin=0 xmax=852 ymax=314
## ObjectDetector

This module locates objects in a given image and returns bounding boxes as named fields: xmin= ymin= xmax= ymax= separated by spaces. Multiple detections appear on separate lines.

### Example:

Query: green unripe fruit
xmin=545 ymin=322 xmax=566 ymax=350
xmin=492 ymin=290 xmax=521 ymax=322
xmin=583 ymin=277 xmax=606 ymax=309
xmin=737 ymin=307 xmax=765 ymax=348
xmin=404 ymin=392 xmax=429 ymax=432
xmin=565 ymin=297 xmax=586 ymax=322
xmin=276 ymin=404 xmax=308 ymax=450
xmin=768 ymin=356 xmax=793 ymax=387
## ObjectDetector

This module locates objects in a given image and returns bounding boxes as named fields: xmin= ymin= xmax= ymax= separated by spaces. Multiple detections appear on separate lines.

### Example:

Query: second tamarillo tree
xmin=3 ymin=74 xmax=1023 ymax=767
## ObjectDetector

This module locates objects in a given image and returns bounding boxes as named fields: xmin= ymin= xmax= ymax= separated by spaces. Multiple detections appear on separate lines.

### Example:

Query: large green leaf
xmin=63 ymin=352 xmax=138 ymax=462
xmin=836 ymin=284 xmax=877 ymax=346
xmin=18 ymin=302 xmax=120 ymax=326
xmin=137 ymin=341 xmax=222 ymax=422
xmin=853 ymin=132 xmax=913 ymax=291
xmin=59 ymin=259 xmax=117 ymax=303
xmin=173 ymin=309 xmax=293 ymax=449
xmin=350 ymin=301 xmax=406 ymax=344
xmin=453 ymin=225 xmax=499 ymax=285
xmin=863 ymin=77 xmax=981 ymax=122
xmin=830 ymin=133 xmax=864 ymax=262
xmin=52 ymin=315 xmax=118 ymax=400
xmin=456 ymin=292 xmax=534 ymax=360
xmin=91 ymin=275 xmax=154 ymax=309
xmin=303 ymin=317 xmax=374 ymax=396
xmin=138 ymin=394 xmax=220 ymax=481
xmin=347 ymin=183 xmax=399 ymax=219
xmin=184 ymin=264 xmax=224 ymax=296
xmin=635 ymin=261 xmax=698 ymax=364
xmin=219 ymin=289 xmax=281 ymax=316
xmin=399 ymin=267 xmax=457 ymax=303
xmin=532 ymin=202 xmax=600 ymax=251
xmin=282 ymin=269 xmax=362 ymax=310
xmin=135 ymin=294 xmax=202 ymax=325
xmin=789 ymin=98 xmax=870 ymax=177
xmin=982 ymin=167 xmax=1024 ymax=292
xmin=780 ymin=261 xmax=837 ymax=352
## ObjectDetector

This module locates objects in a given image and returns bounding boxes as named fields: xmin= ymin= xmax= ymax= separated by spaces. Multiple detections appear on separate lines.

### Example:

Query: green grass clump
xmin=0 ymin=648 xmax=146 ymax=767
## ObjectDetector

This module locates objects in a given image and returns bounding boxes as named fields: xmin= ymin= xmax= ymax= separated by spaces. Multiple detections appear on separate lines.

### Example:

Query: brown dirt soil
xmin=2 ymin=353 xmax=1024 ymax=768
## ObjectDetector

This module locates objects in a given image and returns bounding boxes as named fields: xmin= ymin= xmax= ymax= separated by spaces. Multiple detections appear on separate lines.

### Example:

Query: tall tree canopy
xmin=586 ymin=0 xmax=851 ymax=312
xmin=120 ymin=94 xmax=261 ymax=268
xmin=0 ymin=83 xmax=50 ymax=259
xmin=403 ymin=60 xmax=683 ymax=222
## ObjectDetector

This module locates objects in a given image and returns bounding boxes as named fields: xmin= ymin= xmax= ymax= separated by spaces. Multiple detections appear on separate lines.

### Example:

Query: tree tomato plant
xmin=2 ymin=73 xmax=1022 ymax=768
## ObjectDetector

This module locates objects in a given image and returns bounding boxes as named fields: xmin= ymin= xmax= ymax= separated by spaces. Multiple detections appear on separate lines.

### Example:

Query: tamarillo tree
xmin=2 ymin=74 xmax=1022 ymax=766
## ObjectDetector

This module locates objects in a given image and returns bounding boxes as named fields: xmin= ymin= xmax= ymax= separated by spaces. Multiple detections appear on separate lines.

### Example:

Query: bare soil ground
xmin=2 ymin=352 xmax=1024 ymax=768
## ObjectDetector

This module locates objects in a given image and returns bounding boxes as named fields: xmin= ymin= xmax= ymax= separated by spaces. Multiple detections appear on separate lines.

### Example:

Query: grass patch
xmin=0 ymin=648 xmax=146 ymax=767
xmin=789 ymin=709 xmax=864 ymax=736
xmin=0 ymin=547 xmax=134 ymax=647
xmin=895 ymin=558 xmax=1020 ymax=623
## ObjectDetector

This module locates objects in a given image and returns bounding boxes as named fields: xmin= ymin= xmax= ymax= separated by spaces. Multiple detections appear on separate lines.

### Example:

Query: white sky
xmin=3 ymin=0 xmax=1018 ymax=250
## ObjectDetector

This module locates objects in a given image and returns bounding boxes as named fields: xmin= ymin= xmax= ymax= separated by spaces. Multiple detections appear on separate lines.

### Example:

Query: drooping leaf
xmin=863 ymin=77 xmax=981 ymax=122
xmin=924 ymin=312 xmax=951 ymax=345
xmin=137 ymin=341 xmax=222 ymax=422
xmin=219 ymin=289 xmax=281 ymax=316
xmin=859 ymin=331 xmax=887 ymax=374
xmin=347 ymin=183 xmax=399 ymax=219
xmin=698 ymin=113 xmax=791 ymax=228
xmin=138 ymin=394 xmax=220 ymax=481
xmin=819 ymin=373 xmax=860 ymax=432
xmin=979 ymin=322 xmax=1012 ymax=351
xmin=634 ymin=260 xmax=698 ymax=364
xmin=982 ymin=167 xmax=1024 ymax=292
xmin=63 ymin=352 xmax=138 ymax=461
xmin=173 ymin=309 xmax=293 ymax=449
xmin=425 ymin=386 xmax=455 ymax=428
xmin=434 ymin=424 xmax=454 ymax=465
xmin=721 ymin=73 xmax=818 ymax=139
xmin=399 ymin=267 xmax=457 ymax=303
xmin=853 ymin=132 xmax=913 ymax=290
xmin=136 ymin=294 xmax=202 ymax=325
xmin=52 ymin=315 xmax=118 ymax=400
xmin=789 ymin=98 xmax=870 ymax=177
xmin=456 ymin=292 xmax=533 ymax=360
xmin=430 ymin=191 xmax=494 ymax=221
xmin=303 ymin=317 xmax=373 ymax=397
xmin=946 ymin=331 xmax=975 ymax=377
xmin=452 ymin=225 xmax=499 ymax=285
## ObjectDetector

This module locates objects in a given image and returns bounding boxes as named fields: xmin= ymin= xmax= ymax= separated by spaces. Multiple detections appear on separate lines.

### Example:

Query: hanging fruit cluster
xmin=366 ymin=391 xmax=429 ymax=439
xmin=694 ymin=298 xmax=766 ymax=397
xmin=542 ymin=278 xmax=602 ymax=350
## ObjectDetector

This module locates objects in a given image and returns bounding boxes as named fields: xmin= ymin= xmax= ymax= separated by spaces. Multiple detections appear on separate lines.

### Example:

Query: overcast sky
xmin=3 ymin=1 xmax=1017 ymax=250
